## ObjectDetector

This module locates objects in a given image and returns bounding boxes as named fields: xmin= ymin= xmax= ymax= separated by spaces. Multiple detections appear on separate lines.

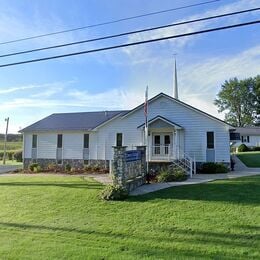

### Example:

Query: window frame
xmin=57 ymin=134 xmax=63 ymax=148
xmin=32 ymin=134 xmax=37 ymax=148
xmin=83 ymin=134 xmax=89 ymax=149
xmin=116 ymin=133 xmax=123 ymax=147
xmin=206 ymin=131 xmax=214 ymax=149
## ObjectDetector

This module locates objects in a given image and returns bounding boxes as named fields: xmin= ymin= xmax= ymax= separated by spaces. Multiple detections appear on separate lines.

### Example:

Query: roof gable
xmin=123 ymin=92 xmax=233 ymax=128
xmin=137 ymin=115 xmax=182 ymax=129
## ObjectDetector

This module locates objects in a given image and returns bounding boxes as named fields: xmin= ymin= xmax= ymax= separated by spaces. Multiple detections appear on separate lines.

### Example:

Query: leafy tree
xmin=214 ymin=76 xmax=260 ymax=127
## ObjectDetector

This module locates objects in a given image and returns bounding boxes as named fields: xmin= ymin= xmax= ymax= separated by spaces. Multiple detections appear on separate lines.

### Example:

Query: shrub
xmin=252 ymin=146 xmax=260 ymax=151
xmin=84 ymin=164 xmax=93 ymax=172
xmin=65 ymin=163 xmax=71 ymax=172
xmin=200 ymin=162 xmax=229 ymax=174
xmin=100 ymin=185 xmax=128 ymax=201
xmin=14 ymin=150 xmax=23 ymax=162
xmin=33 ymin=165 xmax=42 ymax=173
xmin=238 ymin=144 xmax=249 ymax=152
xmin=46 ymin=163 xmax=62 ymax=172
xmin=215 ymin=163 xmax=229 ymax=173
xmin=29 ymin=163 xmax=42 ymax=173
xmin=7 ymin=151 xmax=14 ymax=160
xmin=156 ymin=167 xmax=188 ymax=182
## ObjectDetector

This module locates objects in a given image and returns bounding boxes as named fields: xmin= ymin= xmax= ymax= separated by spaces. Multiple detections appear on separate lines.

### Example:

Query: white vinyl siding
xmin=63 ymin=133 xmax=83 ymax=159
xmin=23 ymin=95 xmax=231 ymax=163
xmin=37 ymin=134 xmax=57 ymax=159
xmin=95 ymin=96 xmax=230 ymax=162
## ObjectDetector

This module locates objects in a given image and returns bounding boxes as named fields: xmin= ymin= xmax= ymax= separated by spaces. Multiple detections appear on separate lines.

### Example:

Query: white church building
xmin=21 ymin=91 xmax=232 ymax=169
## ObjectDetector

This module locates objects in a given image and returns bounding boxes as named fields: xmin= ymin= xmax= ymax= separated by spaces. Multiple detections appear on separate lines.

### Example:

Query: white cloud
xmin=122 ymin=0 xmax=259 ymax=61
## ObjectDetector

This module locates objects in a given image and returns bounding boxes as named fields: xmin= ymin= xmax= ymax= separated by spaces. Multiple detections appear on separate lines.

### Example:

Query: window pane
xmin=57 ymin=134 xmax=63 ymax=148
xmin=32 ymin=135 xmax=37 ymax=148
xmin=207 ymin=132 xmax=214 ymax=149
xmin=116 ymin=133 xmax=123 ymax=147
xmin=154 ymin=135 xmax=160 ymax=145
xmin=164 ymin=135 xmax=170 ymax=145
xmin=84 ymin=134 xmax=89 ymax=148
xmin=247 ymin=136 xmax=250 ymax=143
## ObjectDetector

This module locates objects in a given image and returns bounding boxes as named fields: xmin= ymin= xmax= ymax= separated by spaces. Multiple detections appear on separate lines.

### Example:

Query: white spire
xmin=173 ymin=56 xmax=179 ymax=99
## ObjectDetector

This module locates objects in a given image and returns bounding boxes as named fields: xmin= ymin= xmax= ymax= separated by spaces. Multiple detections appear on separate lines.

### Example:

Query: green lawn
xmin=0 ymin=141 xmax=22 ymax=151
xmin=237 ymin=151 xmax=260 ymax=167
xmin=0 ymin=160 xmax=23 ymax=166
xmin=0 ymin=175 xmax=259 ymax=259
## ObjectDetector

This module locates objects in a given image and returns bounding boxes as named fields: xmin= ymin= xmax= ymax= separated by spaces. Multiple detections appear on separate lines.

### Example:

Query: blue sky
xmin=0 ymin=0 xmax=259 ymax=133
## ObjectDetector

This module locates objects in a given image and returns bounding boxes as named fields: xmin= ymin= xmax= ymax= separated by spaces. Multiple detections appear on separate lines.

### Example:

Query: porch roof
xmin=137 ymin=115 xmax=183 ymax=129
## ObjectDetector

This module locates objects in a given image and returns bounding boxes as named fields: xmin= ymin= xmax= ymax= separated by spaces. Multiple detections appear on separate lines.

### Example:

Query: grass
xmin=237 ymin=151 xmax=260 ymax=167
xmin=0 ymin=141 xmax=22 ymax=151
xmin=0 ymin=175 xmax=259 ymax=259
xmin=0 ymin=160 xmax=23 ymax=166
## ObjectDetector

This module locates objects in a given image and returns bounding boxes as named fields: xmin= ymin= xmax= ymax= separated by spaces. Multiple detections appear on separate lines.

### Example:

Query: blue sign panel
xmin=125 ymin=150 xmax=141 ymax=162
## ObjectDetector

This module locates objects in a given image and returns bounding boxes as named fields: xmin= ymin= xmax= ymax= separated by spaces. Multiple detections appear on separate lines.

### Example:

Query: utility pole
xmin=3 ymin=117 xmax=9 ymax=165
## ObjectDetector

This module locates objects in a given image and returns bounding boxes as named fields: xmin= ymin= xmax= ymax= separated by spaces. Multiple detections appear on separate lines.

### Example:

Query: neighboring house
xmin=230 ymin=127 xmax=260 ymax=148
xmin=20 ymin=92 xmax=232 ymax=169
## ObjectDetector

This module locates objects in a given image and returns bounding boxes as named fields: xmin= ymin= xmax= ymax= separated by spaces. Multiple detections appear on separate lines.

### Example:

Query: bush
xmin=238 ymin=144 xmax=249 ymax=152
xmin=100 ymin=185 xmax=128 ymax=201
xmin=7 ymin=151 xmax=14 ymax=160
xmin=252 ymin=146 xmax=260 ymax=151
xmin=29 ymin=163 xmax=42 ymax=173
xmin=215 ymin=163 xmax=229 ymax=173
xmin=84 ymin=164 xmax=93 ymax=172
xmin=157 ymin=167 xmax=188 ymax=182
xmin=46 ymin=163 xmax=62 ymax=172
xmin=14 ymin=150 xmax=23 ymax=162
xmin=200 ymin=162 xmax=229 ymax=174
xmin=65 ymin=163 xmax=71 ymax=172
xmin=33 ymin=165 xmax=42 ymax=173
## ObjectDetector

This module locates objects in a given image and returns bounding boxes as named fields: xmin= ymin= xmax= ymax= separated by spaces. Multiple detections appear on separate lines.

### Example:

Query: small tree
xmin=214 ymin=76 xmax=260 ymax=127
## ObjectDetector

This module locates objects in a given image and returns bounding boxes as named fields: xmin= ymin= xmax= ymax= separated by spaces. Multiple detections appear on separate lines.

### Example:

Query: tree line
xmin=0 ymin=134 xmax=23 ymax=142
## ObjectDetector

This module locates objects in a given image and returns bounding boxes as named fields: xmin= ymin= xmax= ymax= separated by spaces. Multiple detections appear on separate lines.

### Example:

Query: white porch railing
xmin=171 ymin=146 xmax=196 ymax=178
xmin=149 ymin=145 xmax=173 ymax=161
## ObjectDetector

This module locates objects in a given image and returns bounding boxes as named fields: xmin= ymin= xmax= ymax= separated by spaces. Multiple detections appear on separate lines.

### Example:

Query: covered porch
xmin=138 ymin=116 xmax=184 ymax=162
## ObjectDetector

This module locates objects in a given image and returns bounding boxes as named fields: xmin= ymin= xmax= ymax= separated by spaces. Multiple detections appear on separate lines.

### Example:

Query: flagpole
xmin=144 ymin=86 xmax=149 ymax=180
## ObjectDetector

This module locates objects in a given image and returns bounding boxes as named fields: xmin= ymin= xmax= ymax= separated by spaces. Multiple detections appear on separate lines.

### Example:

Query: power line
xmin=0 ymin=19 xmax=259 ymax=68
xmin=0 ymin=0 xmax=221 ymax=45
xmin=1 ymin=7 xmax=259 ymax=58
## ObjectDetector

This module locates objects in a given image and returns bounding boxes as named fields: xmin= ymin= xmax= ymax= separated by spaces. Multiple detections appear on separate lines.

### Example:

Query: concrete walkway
xmin=130 ymin=170 xmax=260 ymax=196
xmin=0 ymin=165 xmax=22 ymax=174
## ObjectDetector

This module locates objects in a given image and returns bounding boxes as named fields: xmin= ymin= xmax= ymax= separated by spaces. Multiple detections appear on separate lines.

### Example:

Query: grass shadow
xmin=128 ymin=176 xmax=260 ymax=205
xmin=0 ymin=181 xmax=103 ymax=189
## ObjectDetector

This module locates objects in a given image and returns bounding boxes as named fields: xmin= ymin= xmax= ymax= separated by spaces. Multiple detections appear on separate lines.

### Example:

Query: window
xmin=84 ymin=134 xmax=89 ymax=148
xmin=32 ymin=134 xmax=37 ymax=148
xmin=241 ymin=135 xmax=249 ymax=143
xmin=207 ymin=132 xmax=214 ymax=149
xmin=116 ymin=133 xmax=123 ymax=147
xmin=57 ymin=134 xmax=63 ymax=148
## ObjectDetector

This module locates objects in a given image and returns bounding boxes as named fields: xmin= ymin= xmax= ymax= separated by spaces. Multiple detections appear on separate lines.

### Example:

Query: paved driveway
xmin=0 ymin=165 xmax=22 ymax=174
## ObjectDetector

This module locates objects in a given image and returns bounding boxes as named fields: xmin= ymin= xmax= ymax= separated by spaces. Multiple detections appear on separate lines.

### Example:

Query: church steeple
xmin=173 ymin=56 xmax=179 ymax=99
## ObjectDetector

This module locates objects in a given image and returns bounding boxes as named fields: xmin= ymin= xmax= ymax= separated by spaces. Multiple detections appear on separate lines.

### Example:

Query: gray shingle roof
xmin=235 ymin=127 xmax=260 ymax=135
xmin=20 ymin=110 xmax=128 ymax=132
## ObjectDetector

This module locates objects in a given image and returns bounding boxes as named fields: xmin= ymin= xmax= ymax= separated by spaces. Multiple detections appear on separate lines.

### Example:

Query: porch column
xmin=175 ymin=130 xmax=179 ymax=159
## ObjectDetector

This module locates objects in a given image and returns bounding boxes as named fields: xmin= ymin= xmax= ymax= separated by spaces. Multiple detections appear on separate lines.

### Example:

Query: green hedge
xmin=199 ymin=162 xmax=229 ymax=174
xmin=157 ymin=167 xmax=188 ymax=182
xmin=237 ymin=144 xmax=249 ymax=152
